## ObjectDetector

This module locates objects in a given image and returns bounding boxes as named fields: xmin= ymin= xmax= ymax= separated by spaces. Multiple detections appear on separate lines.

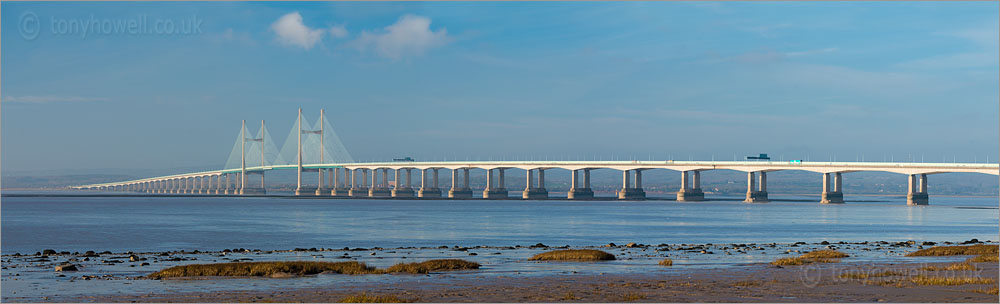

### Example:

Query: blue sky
xmin=2 ymin=2 xmax=998 ymax=173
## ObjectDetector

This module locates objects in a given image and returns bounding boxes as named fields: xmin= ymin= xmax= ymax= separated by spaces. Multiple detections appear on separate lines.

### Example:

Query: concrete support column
xmin=823 ymin=173 xmax=830 ymax=193
xmin=382 ymin=169 xmax=389 ymax=188
xmin=919 ymin=174 xmax=927 ymax=193
xmin=538 ymin=169 xmax=545 ymax=189
xmin=758 ymin=171 xmax=766 ymax=192
xmin=820 ymin=172 xmax=844 ymax=204
xmin=483 ymin=168 xmax=509 ymax=199
xmin=677 ymin=170 xmax=704 ymax=201
xmin=370 ymin=168 xmax=390 ymax=197
xmin=522 ymin=169 xmax=548 ymax=200
xmin=907 ymin=174 xmax=929 ymax=205
xmin=421 ymin=169 xmax=427 ymax=189
xmin=394 ymin=169 xmax=401 ymax=189
xmin=744 ymin=171 xmax=768 ymax=203
xmin=499 ymin=169 xmax=506 ymax=189
xmin=406 ymin=169 xmax=412 ymax=188
xmin=486 ymin=169 xmax=494 ymax=189
xmin=332 ymin=168 xmax=348 ymax=196
xmin=834 ymin=172 xmax=842 ymax=192
xmin=635 ymin=170 xmax=642 ymax=189
xmin=463 ymin=168 xmax=470 ymax=189
xmin=526 ymin=170 xmax=534 ymax=190
xmin=350 ymin=169 xmax=369 ymax=197
xmin=449 ymin=168 xmax=473 ymax=198
xmin=623 ymin=170 xmax=630 ymax=189
xmin=681 ymin=171 xmax=689 ymax=190
xmin=618 ymin=170 xmax=645 ymax=200
xmin=570 ymin=170 xmax=578 ymax=189
xmin=392 ymin=168 xmax=415 ymax=198
xmin=567 ymin=169 xmax=594 ymax=200
xmin=418 ymin=168 xmax=442 ymax=198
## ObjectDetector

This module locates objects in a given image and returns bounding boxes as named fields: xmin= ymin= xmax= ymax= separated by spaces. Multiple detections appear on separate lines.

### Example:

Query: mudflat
xmin=89 ymin=257 xmax=997 ymax=302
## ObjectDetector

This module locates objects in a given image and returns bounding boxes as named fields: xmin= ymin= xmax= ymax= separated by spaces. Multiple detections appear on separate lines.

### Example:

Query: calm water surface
xmin=2 ymin=192 xmax=997 ymax=254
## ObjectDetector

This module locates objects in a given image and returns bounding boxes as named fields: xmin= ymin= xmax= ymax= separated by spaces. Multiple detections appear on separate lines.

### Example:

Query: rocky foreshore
xmin=2 ymin=240 xmax=997 ymax=302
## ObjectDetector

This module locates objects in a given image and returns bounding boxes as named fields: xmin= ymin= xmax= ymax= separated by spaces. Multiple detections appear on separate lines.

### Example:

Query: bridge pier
xmin=820 ymin=172 xmax=845 ymax=204
xmin=213 ymin=175 xmax=221 ymax=194
xmin=483 ymin=169 xmax=509 ymax=199
xmin=907 ymin=174 xmax=929 ymax=205
xmin=392 ymin=169 xmax=415 ymax=197
xmin=370 ymin=168 xmax=391 ymax=197
xmin=618 ymin=170 xmax=646 ymax=200
xmin=449 ymin=168 xmax=473 ymax=198
xmin=331 ymin=168 xmax=351 ymax=196
xmin=223 ymin=174 xmax=231 ymax=195
xmin=567 ymin=169 xmax=594 ymax=199
xmin=418 ymin=169 xmax=442 ymax=197
xmin=180 ymin=177 xmax=189 ymax=194
xmin=522 ymin=169 xmax=549 ymax=199
xmin=744 ymin=171 xmax=769 ymax=203
xmin=677 ymin=170 xmax=705 ymax=201
xmin=350 ymin=169 xmax=369 ymax=197
xmin=315 ymin=168 xmax=329 ymax=196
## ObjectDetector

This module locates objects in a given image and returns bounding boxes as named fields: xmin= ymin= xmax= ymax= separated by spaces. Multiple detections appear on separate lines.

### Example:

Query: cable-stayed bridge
xmin=73 ymin=109 xmax=999 ymax=205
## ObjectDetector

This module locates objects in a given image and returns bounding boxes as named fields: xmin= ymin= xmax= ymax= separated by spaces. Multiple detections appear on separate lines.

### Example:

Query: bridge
xmin=73 ymin=109 xmax=999 ymax=205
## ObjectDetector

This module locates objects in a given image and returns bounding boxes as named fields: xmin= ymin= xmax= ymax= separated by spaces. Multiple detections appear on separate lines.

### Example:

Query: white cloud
xmin=4 ymin=96 xmax=109 ymax=103
xmin=329 ymin=25 xmax=348 ymax=39
xmin=271 ymin=12 xmax=324 ymax=49
xmin=350 ymin=14 xmax=452 ymax=59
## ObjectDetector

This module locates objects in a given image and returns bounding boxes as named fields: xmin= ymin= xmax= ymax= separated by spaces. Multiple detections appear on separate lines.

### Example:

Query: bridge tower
xmin=240 ymin=120 xmax=267 ymax=195
xmin=294 ymin=108 xmax=326 ymax=196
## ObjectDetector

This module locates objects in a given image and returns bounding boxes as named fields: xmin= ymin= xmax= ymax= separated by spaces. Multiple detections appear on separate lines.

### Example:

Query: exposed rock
xmin=55 ymin=264 xmax=78 ymax=271
xmin=42 ymin=249 xmax=57 ymax=255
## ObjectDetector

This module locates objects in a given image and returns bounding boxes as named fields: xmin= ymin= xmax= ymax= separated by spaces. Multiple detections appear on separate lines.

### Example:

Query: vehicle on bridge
xmin=746 ymin=153 xmax=770 ymax=160
xmin=392 ymin=157 xmax=415 ymax=162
